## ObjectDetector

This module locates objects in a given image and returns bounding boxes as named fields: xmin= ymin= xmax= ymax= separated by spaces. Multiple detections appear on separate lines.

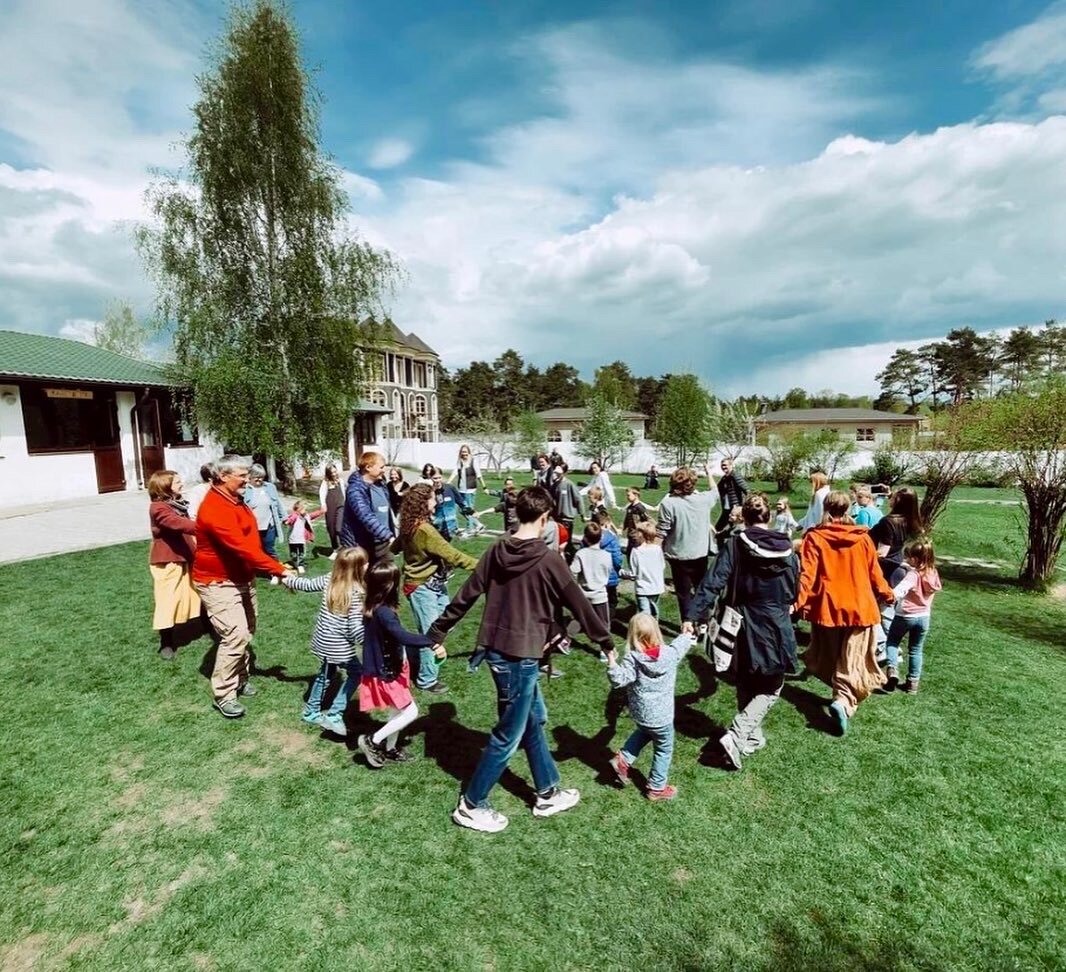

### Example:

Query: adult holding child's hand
xmin=657 ymin=462 xmax=718 ymax=623
xmin=193 ymin=455 xmax=290 ymax=719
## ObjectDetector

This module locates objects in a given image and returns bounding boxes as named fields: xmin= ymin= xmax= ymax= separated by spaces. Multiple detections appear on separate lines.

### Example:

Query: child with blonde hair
xmin=283 ymin=547 xmax=368 ymax=735
xmin=773 ymin=496 xmax=799 ymax=537
xmin=284 ymin=499 xmax=317 ymax=574
xmin=883 ymin=539 xmax=942 ymax=694
xmin=606 ymin=614 xmax=692 ymax=801
xmin=629 ymin=520 xmax=665 ymax=617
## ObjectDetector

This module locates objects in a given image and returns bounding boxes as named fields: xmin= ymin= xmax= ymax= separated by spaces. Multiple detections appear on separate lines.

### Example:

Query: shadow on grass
xmin=418 ymin=701 xmax=536 ymax=805
xmin=780 ymin=683 xmax=836 ymax=736
xmin=762 ymin=914 xmax=928 ymax=972
xmin=938 ymin=563 xmax=1023 ymax=590
xmin=968 ymin=602 xmax=1066 ymax=653
xmin=551 ymin=688 xmax=631 ymax=789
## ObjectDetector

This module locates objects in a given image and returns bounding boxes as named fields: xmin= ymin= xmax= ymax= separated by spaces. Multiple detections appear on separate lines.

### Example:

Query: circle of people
xmin=145 ymin=446 xmax=940 ymax=834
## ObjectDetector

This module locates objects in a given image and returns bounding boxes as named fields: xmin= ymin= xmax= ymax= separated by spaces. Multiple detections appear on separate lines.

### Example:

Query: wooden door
xmin=136 ymin=396 xmax=165 ymax=483
xmin=93 ymin=392 xmax=125 ymax=493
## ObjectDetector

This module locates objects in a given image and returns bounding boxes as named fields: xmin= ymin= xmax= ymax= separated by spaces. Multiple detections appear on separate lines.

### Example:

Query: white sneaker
xmin=297 ymin=566 xmax=306 ymax=575
xmin=452 ymin=796 xmax=508 ymax=833
xmin=269 ymin=576 xmax=280 ymax=586
xmin=329 ymin=551 xmax=338 ymax=561
xmin=532 ymin=786 xmax=580 ymax=818
xmin=719 ymin=732 xmax=743 ymax=771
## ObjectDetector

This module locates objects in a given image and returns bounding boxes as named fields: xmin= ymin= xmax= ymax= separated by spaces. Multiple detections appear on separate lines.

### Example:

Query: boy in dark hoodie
xmin=428 ymin=486 xmax=614 ymax=834
xmin=684 ymin=494 xmax=800 ymax=769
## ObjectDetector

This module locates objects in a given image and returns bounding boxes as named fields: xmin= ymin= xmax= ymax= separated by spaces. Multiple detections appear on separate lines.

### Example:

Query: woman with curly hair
xmin=394 ymin=483 xmax=480 ymax=692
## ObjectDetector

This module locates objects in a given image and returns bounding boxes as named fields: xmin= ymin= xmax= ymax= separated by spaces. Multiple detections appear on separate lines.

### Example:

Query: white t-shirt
xmin=630 ymin=543 xmax=666 ymax=595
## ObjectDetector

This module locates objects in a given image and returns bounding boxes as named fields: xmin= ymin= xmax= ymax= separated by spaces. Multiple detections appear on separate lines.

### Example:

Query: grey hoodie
xmin=607 ymin=634 xmax=693 ymax=728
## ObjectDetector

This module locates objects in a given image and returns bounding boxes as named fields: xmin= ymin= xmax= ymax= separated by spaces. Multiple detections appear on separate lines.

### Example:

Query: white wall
xmin=0 ymin=382 xmax=227 ymax=511
xmin=0 ymin=383 xmax=101 ymax=508
xmin=163 ymin=436 xmax=227 ymax=486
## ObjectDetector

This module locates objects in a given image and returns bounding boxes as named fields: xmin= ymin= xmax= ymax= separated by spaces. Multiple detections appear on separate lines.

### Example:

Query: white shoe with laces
xmin=532 ymin=787 xmax=580 ymax=818
xmin=452 ymin=796 xmax=508 ymax=833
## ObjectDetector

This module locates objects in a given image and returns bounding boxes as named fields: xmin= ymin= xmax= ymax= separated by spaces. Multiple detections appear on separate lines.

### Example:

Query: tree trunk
xmin=1020 ymin=485 xmax=1066 ymax=589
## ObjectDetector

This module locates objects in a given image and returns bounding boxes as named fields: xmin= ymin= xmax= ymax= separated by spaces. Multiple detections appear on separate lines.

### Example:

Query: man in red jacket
xmin=428 ymin=486 xmax=613 ymax=833
xmin=193 ymin=455 xmax=290 ymax=719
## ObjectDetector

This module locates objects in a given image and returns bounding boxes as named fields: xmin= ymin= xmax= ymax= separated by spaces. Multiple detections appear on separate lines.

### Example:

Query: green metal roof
xmin=0 ymin=329 xmax=173 ymax=387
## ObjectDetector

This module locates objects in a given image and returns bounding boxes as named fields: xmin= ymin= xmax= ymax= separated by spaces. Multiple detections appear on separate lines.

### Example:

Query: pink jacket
xmin=892 ymin=567 xmax=942 ymax=617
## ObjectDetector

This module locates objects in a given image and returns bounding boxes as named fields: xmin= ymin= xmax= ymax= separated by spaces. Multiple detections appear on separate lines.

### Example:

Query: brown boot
xmin=904 ymin=677 xmax=920 ymax=695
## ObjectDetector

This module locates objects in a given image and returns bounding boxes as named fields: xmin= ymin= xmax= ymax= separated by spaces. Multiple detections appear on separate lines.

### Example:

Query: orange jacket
xmin=794 ymin=522 xmax=894 ymax=627
xmin=193 ymin=486 xmax=286 ymax=585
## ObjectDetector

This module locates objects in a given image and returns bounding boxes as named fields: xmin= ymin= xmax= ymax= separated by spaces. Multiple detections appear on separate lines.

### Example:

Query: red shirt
xmin=193 ymin=486 xmax=286 ymax=585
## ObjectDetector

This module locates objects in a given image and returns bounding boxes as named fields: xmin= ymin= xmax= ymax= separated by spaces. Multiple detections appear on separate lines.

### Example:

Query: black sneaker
xmin=425 ymin=682 xmax=450 ymax=695
xmin=357 ymin=734 xmax=386 ymax=768
xmin=384 ymin=747 xmax=416 ymax=763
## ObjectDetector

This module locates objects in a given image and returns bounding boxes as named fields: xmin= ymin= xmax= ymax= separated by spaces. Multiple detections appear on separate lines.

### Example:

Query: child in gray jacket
xmin=606 ymin=614 xmax=692 ymax=801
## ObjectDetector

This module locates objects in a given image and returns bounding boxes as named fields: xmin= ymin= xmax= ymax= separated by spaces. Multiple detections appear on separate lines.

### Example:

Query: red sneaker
xmin=609 ymin=752 xmax=630 ymax=785
xmin=647 ymin=785 xmax=678 ymax=802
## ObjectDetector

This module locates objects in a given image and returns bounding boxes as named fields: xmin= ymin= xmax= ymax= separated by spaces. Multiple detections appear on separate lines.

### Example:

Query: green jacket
xmin=395 ymin=522 xmax=478 ymax=586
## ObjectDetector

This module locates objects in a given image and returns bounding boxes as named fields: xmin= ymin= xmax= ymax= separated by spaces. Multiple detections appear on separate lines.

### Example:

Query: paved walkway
xmin=0 ymin=492 xmax=152 ymax=565
xmin=0 ymin=489 xmax=302 ymax=566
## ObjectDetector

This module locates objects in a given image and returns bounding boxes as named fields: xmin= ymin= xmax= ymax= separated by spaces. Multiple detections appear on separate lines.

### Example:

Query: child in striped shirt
xmin=283 ymin=546 xmax=368 ymax=736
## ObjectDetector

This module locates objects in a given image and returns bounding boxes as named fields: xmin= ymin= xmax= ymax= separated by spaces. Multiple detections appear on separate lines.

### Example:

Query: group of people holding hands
xmin=146 ymin=447 xmax=940 ymax=833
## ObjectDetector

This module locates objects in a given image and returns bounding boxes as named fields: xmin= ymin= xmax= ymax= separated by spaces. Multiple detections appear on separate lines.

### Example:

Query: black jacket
xmin=716 ymin=472 xmax=749 ymax=511
xmin=688 ymin=526 xmax=798 ymax=676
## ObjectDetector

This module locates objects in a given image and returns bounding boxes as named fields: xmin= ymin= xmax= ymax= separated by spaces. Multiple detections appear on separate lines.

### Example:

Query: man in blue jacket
xmin=340 ymin=451 xmax=393 ymax=564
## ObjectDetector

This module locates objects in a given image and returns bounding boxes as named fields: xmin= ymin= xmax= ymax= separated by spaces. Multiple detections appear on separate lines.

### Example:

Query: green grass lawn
xmin=1 ymin=491 xmax=1064 ymax=970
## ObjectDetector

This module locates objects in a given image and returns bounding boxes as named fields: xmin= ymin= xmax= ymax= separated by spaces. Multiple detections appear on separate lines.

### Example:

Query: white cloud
xmin=972 ymin=2 xmax=1066 ymax=81
xmin=7 ymin=11 xmax=1066 ymax=403
xmin=58 ymin=318 xmax=100 ymax=344
xmin=367 ymin=137 xmax=415 ymax=169
xmin=971 ymin=3 xmax=1066 ymax=116
xmin=358 ymin=27 xmax=1066 ymax=395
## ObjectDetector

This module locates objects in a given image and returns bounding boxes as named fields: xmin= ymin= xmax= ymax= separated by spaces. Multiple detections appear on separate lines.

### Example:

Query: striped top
xmin=285 ymin=573 xmax=365 ymax=664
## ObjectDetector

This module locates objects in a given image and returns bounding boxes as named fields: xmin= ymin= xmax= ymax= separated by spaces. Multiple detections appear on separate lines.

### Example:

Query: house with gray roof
xmin=364 ymin=318 xmax=441 ymax=442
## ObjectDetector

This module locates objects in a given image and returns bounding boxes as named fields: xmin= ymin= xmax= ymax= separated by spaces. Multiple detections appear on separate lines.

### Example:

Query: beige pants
xmin=804 ymin=624 xmax=885 ymax=717
xmin=196 ymin=581 xmax=257 ymax=703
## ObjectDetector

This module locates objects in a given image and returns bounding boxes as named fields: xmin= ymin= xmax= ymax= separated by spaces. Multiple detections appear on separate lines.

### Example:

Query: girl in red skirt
xmin=357 ymin=562 xmax=444 ymax=767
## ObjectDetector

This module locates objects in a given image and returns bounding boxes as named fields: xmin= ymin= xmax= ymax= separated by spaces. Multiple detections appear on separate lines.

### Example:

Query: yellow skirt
xmin=150 ymin=562 xmax=201 ymax=630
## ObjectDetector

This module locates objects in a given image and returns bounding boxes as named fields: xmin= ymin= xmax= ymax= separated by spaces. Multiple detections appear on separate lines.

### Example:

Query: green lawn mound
xmin=0 ymin=484 xmax=1063 ymax=971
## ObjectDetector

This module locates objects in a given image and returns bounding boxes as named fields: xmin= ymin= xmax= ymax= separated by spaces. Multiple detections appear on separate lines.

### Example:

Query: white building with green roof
xmin=0 ymin=330 xmax=222 ymax=509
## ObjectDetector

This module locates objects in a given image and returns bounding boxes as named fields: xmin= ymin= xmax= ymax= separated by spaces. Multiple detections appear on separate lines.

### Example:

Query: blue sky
xmin=3 ymin=0 xmax=1066 ymax=395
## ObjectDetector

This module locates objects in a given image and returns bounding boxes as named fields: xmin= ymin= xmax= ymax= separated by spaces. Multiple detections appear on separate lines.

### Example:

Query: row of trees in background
xmin=438 ymin=351 xmax=871 ymax=436
xmin=876 ymin=321 xmax=1066 ymax=412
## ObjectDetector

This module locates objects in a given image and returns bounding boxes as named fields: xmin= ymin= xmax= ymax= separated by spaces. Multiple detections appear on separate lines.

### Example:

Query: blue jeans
xmin=459 ymin=491 xmax=477 ymax=526
xmin=304 ymin=659 xmax=361 ymax=718
xmin=621 ymin=723 xmax=674 ymax=790
xmin=259 ymin=525 xmax=277 ymax=558
xmin=465 ymin=650 xmax=560 ymax=806
xmin=468 ymin=647 xmax=487 ymax=672
xmin=408 ymin=583 xmax=449 ymax=688
xmin=636 ymin=594 xmax=660 ymax=617
xmin=885 ymin=614 xmax=930 ymax=680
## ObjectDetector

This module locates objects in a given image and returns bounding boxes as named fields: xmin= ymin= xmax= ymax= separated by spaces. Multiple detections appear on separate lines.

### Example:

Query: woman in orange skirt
xmin=794 ymin=491 xmax=895 ymax=735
